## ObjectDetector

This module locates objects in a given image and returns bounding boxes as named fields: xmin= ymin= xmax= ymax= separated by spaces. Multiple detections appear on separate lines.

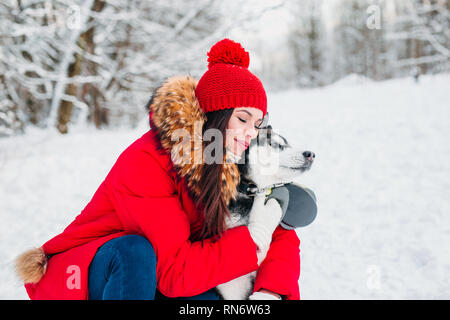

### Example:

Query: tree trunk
xmin=57 ymin=49 xmax=82 ymax=134
xmin=47 ymin=0 xmax=94 ymax=132
xmin=80 ymin=0 xmax=107 ymax=129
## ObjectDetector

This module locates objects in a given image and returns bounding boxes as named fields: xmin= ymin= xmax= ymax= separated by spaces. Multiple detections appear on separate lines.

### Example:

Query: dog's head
xmin=237 ymin=125 xmax=315 ymax=190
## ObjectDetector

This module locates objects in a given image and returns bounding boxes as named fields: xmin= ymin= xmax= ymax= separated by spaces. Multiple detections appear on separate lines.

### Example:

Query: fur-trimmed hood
xmin=148 ymin=75 xmax=241 ymax=206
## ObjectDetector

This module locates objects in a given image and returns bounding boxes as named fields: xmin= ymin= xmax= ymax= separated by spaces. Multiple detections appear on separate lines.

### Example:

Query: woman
xmin=15 ymin=39 xmax=301 ymax=300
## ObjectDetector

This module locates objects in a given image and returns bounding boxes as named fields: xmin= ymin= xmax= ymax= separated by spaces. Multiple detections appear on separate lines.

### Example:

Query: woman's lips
xmin=234 ymin=138 xmax=249 ymax=149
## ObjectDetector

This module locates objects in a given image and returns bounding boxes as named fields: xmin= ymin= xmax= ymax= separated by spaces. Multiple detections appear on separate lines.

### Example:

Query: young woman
xmin=15 ymin=39 xmax=301 ymax=300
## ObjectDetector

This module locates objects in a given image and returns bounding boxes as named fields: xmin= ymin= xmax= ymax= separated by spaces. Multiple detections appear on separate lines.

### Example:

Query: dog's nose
xmin=303 ymin=151 xmax=315 ymax=161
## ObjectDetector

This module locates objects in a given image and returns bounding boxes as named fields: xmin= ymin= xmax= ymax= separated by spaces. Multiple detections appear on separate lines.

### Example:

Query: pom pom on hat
xmin=207 ymin=38 xmax=250 ymax=69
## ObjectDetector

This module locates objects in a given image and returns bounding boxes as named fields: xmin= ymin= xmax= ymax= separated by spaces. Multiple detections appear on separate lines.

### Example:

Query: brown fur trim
xmin=15 ymin=247 xmax=48 ymax=284
xmin=149 ymin=75 xmax=240 ymax=205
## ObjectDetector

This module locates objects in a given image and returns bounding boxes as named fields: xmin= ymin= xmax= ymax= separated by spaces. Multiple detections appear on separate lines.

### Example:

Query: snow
xmin=1 ymin=73 xmax=450 ymax=299
xmin=330 ymin=73 xmax=375 ymax=86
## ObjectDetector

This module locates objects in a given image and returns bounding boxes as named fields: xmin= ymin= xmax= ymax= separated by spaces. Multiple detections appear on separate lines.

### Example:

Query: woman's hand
xmin=247 ymin=193 xmax=283 ymax=265
xmin=248 ymin=289 xmax=282 ymax=300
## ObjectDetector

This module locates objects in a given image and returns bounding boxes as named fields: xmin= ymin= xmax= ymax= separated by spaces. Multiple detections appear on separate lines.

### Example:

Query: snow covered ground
xmin=1 ymin=73 xmax=449 ymax=299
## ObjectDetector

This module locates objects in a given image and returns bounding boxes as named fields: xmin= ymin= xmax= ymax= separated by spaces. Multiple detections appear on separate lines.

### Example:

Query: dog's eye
xmin=270 ymin=140 xmax=286 ymax=151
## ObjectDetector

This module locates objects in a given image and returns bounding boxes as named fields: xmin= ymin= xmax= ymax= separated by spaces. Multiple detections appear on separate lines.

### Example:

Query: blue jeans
xmin=88 ymin=234 xmax=220 ymax=300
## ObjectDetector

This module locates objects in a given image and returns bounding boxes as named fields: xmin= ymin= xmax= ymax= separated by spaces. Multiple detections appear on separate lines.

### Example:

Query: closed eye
xmin=238 ymin=117 xmax=261 ymax=130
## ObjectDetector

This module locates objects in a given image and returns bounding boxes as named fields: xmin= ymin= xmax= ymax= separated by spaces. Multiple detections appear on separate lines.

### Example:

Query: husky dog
xmin=215 ymin=125 xmax=315 ymax=300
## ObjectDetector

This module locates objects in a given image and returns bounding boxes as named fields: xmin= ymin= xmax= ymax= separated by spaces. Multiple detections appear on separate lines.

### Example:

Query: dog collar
xmin=238 ymin=180 xmax=292 ymax=196
xmin=258 ymin=182 xmax=291 ymax=195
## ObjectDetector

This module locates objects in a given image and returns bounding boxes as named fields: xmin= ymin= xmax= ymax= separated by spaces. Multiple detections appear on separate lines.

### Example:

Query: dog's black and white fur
xmin=214 ymin=125 xmax=314 ymax=300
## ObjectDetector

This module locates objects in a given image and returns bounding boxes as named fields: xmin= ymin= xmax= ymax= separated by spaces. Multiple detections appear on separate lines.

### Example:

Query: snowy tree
xmin=287 ymin=0 xmax=327 ymax=87
xmin=0 ymin=74 xmax=23 ymax=137
xmin=1 ymin=0 xmax=285 ymax=135
xmin=1 ymin=0 xmax=448 ymax=136
xmin=385 ymin=0 xmax=450 ymax=77
xmin=47 ymin=0 xmax=228 ymax=132
xmin=331 ymin=0 xmax=388 ymax=80
xmin=0 ymin=0 xmax=230 ymax=134
xmin=0 ymin=0 xmax=56 ymax=131
xmin=0 ymin=0 xmax=99 ymax=134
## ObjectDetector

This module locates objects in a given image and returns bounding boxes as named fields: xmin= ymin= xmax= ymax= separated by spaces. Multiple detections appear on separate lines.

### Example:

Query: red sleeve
xmin=108 ymin=147 xmax=259 ymax=298
xmin=253 ymin=226 xmax=301 ymax=300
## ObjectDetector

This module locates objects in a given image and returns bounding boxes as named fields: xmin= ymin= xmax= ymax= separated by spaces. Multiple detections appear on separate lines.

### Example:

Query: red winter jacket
xmin=18 ymin=75 xmax=301 ymax=300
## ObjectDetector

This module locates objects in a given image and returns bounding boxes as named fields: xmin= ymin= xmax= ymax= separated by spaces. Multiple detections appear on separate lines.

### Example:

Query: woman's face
xmin=226 ymin=107 xmax=264 ymax=157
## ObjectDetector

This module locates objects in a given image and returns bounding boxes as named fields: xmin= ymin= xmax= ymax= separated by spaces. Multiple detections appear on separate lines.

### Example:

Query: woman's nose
xmin=247 ymin=126 xmax=259 ymax=139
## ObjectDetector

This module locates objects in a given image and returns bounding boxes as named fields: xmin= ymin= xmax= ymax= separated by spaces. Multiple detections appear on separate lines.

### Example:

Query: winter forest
xmin=1 ymin=0 xmax=449 ymax=135
xmin=1 ymin=0 xmax=450 ymax=300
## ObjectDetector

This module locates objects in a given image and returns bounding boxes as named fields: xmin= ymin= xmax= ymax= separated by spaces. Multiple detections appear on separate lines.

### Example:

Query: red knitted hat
xmin=195 ymin=39 xmax=267 ymax=117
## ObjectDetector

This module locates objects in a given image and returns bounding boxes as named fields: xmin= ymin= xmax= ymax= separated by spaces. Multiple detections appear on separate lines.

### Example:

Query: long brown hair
xmin=194 ymin=108 xmax=235 ymax=241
